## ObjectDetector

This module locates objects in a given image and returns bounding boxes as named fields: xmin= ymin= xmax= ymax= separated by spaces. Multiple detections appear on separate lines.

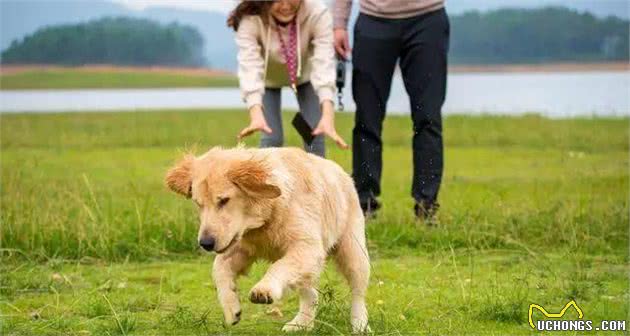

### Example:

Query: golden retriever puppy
xmin=165 ymin=146 xmax=370 ymax=332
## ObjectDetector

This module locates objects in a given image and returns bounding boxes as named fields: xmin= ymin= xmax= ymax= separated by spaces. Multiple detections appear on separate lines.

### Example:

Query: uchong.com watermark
xmin=536 ymin=319 xmax=626 ymax=332
xmin=529 ymin=300 xmax=626 ymax=332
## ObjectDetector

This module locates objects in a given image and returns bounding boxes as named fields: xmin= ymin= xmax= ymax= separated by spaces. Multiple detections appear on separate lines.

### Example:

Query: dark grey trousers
xmin=260 ymin=82 xmax=325 ymax=157
xmin=352 ymin=9 xmax=450 ymax=204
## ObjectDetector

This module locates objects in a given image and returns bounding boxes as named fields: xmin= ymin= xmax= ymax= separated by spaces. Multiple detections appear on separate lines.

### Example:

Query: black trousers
xmin=351 ymin=8 xmax=450 ymax=204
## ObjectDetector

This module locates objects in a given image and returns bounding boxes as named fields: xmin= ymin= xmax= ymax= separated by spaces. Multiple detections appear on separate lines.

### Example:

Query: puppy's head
xmin=165 ymin=151 xmax=281 ymax=254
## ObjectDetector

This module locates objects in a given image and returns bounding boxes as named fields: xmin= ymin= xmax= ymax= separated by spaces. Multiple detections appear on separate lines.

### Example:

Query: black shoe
xmin=360 ymin=198 xmax=381 ymax=219
xmin=415 ymin=200 xmax=439 ymax=225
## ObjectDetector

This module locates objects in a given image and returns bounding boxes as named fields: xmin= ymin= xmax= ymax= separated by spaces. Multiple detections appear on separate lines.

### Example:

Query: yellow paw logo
xmin=528 ymin=300 xmax=584 ymax=329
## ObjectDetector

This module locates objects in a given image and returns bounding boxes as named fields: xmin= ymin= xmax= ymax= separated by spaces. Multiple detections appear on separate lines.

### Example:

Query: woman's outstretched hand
xmin=312 ymin=100 xmax=349 ymax=149
xmin=238 ymin=105 xmax=272 ymax=140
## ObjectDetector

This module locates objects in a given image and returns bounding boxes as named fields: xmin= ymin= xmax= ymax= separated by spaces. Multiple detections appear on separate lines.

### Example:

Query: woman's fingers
xmin=237 ymin=124 xmax=273 ymax=140
xmin=331 ymin=132 xmax=349 ymax=149
xmin=261 ymin=124 xmax=273 ymax=134
xmin=312 ymin=125 xmax=324 ymax=136
xmin=312 ymin=126 xmax=349 ymax=149
xmin=237 ymin=125 xmax=255 ymax=140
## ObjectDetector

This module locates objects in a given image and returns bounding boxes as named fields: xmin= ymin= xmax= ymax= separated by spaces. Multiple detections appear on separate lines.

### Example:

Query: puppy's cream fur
xmin=165 ymin=147 xmax=370 ymax=332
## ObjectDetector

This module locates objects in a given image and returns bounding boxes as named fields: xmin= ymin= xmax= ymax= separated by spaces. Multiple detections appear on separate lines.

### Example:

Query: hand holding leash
xmin=333 ymin=28 xmax=351 ymax=60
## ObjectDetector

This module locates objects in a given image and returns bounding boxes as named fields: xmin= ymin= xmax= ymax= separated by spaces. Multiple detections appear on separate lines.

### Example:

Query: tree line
xmin=1 ymin=17 xmax=205 ymax=67
xmin=449 ymin=7 xmax=629 ymax=64
xmin=1 ymin=7 xmax=628 ymax=67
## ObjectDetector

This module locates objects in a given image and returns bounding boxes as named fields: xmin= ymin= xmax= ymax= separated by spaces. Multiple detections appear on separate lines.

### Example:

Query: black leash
xmin=336 ymin=58 xmax=346 ymax=111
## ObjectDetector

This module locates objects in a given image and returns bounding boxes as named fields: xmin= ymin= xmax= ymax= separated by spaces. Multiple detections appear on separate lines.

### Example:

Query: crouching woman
xmin=229 ymin=0 xmax=347 ymax=156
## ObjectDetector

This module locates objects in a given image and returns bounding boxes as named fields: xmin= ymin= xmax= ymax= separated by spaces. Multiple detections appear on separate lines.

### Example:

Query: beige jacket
xmin=236 ymin=0 xmax=336 ymax=109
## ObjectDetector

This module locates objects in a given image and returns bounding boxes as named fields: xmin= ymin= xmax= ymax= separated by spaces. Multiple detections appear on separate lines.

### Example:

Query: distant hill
xmin=1 ymin=0 xmax=628 ymax=70
xmin=0 ymin=0 xmax=235 ymax=69
xmin=446 ymin=0 xmax=629 ymax=19
xmin=450 ymin=7 xmax=629 ymax=64
xmin=2 ymin=17 xmax=205 ymax=66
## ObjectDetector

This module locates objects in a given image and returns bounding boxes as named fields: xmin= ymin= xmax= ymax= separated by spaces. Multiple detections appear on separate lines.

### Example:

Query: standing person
xmin=333 ymin=0 xmax=449 ymax=221
xmin=230 ymin=0 xmax=348 ymax=157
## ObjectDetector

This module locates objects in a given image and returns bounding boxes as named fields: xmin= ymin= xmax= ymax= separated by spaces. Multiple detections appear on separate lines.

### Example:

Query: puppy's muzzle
xmin=199 ymin=237 xmax=216 ymax=252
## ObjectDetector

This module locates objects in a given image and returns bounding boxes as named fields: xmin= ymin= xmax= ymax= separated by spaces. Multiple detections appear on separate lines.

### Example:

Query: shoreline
xmin=449 ymin=62 xmax=629 ymax=73
xmin=1 ymin=62 xmax=628 ymax=76
xmin=0 ymin=64 xmax=233 ymax=77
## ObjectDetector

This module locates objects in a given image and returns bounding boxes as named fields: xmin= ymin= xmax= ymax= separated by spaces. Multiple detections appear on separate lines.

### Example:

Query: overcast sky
xmin=110 ymin=0 xmax=628 ymax=18
xmin=110 ymin=0 xmax=236 ymax=13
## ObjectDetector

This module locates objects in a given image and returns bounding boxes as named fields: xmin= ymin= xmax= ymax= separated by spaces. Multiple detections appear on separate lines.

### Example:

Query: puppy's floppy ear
xmin=227 ymin=159 xmax=281 ymax=199
xmin=165 ymin=155 xmax=194 ymax=198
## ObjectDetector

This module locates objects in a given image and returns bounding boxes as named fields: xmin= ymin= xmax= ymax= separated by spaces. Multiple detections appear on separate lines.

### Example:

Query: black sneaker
xmin=360 ymin=198 xmax=381 ymax=219
xmin=415 ymin=200 xmax=439 ymax=225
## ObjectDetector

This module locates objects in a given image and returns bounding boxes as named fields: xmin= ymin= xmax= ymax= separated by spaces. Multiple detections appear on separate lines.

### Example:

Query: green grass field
xmin=0 ymin=69 xmax=238 ymax=90
xmin=1 ymin=110 xmax=628 ymax=335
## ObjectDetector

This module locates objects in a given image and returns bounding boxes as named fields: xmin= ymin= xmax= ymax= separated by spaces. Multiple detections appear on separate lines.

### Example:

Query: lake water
xmin=1 ymin=71 xmax=628 ymax=117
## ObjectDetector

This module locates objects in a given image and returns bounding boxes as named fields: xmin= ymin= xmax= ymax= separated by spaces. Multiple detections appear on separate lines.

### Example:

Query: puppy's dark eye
xmin=217 ymin=197 xmax=230 ymax=208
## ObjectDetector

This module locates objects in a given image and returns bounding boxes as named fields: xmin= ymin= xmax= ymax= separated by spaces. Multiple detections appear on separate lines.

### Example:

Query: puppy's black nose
xmin=199 ymin=237 xmax=215 ymax=251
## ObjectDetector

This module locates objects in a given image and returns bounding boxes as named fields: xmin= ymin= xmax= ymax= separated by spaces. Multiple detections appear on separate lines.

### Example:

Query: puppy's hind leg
xmin=282 ymin=286 xmax=318 ymax=332
xmin=213 ymin=248 xmax=253 ymax=326
xmin=333 ymin=223 xmax=371 ymax=333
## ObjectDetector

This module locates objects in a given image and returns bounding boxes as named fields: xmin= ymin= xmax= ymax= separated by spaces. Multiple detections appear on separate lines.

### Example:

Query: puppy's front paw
xmin=218 ymin=290 xmax=242 ymax=326
xmin=224 ymin=309 xmax=242 ymax=326
xmin=249 ymin=283 xmax=281 ymax=304
xmin=351 ymin=319 xmax=371 ymax=334
xmin=282 ymin=319 xmax=314 ymax=332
